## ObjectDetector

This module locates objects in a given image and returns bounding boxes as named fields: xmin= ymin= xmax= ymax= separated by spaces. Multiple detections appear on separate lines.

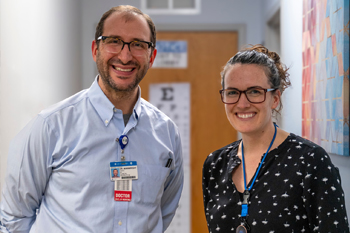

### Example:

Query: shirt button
xmin=114 ymin=108 xmax=117 ymax=112
xmin=105 ymin=120 xmax=109 ymax=124
xmin=118 ymin=221 xmax=122 ymax=226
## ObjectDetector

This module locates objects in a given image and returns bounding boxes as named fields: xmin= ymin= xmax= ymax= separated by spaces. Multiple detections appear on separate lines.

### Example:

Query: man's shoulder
xmin=140 ymin=98 xmax=174 ymax=123
xmin=39 ymin=89 xmax=89 ymax=119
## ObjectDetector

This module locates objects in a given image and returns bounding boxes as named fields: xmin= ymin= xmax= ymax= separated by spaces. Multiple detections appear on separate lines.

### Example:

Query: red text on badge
xmin=115 ymin=190 xmax=132 ymax=202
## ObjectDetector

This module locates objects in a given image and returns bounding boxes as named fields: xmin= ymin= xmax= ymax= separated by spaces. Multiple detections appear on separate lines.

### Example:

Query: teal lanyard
xmin=240 ymin=123 xmax=277 ymax=217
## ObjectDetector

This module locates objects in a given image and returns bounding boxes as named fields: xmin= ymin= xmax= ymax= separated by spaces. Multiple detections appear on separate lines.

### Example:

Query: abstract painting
xmin=302 ymin=0 xmax=349 ymax=156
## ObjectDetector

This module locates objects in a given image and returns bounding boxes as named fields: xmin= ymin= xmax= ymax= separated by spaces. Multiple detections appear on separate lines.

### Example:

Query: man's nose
xmin=118 ymin=44 xmax=133 ymax=63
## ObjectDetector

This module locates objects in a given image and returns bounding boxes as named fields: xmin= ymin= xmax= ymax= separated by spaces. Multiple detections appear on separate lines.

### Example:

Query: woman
xmin=202 ymin=45 xmax=349 ymax=232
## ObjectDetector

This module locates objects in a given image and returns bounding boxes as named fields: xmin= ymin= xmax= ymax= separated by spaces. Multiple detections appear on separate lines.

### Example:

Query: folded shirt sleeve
xmin=1 ymin=116 xmax=55 ymax=233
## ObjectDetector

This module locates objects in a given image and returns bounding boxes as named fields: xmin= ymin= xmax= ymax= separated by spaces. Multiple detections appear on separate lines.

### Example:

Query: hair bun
xmin=268 ymin=51 xmax=280 ymax=64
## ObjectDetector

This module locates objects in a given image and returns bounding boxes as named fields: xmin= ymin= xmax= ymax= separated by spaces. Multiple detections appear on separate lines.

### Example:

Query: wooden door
xmin=140 ymin=31 xmax=238 ymax=233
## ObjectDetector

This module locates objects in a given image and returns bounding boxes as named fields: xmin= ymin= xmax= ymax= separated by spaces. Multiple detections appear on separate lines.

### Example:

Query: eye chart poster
xmin=149 ymin=83 xmax=191 ymax=233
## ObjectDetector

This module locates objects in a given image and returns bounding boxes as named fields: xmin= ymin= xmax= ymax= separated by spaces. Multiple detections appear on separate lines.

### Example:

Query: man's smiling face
xmin=92 ymin=12 xmax=156 ymax=94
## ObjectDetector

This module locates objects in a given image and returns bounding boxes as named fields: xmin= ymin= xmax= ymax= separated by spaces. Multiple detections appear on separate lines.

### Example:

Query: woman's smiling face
xmin=223 ymin=63 xmax=280 ymax=136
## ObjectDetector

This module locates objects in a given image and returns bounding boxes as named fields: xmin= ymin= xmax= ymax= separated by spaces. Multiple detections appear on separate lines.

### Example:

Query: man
xmin=0 ymin=5 xmax=183 ymax=233
xmin=112 ymin=169 xmax=119 ymax=178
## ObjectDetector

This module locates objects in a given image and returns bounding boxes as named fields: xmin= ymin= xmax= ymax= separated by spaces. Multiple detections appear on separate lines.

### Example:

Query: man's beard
xmin=96 ymin=53 xmax=149 ymax=93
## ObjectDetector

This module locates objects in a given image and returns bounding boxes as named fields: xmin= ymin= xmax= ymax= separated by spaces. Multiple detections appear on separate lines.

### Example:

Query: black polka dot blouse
xmin=202 ymin=133 xmax=349 ymax=232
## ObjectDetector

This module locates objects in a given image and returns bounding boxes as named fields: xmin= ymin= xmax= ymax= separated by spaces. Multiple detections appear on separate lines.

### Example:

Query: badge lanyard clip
xmin=241 ymin=190 xmax=250 ymax=217
xmin=119 ymin=135 xmax=128 ymax=153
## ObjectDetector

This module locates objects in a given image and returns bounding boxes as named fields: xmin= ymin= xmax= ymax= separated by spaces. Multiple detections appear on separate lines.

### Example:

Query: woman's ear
xmin=271 ymin=89 xmax=281 ymax=110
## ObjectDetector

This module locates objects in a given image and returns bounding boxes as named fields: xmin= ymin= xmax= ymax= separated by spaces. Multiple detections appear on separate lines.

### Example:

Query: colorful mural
xmin=302 ymin=0 xmax=349 ymax=156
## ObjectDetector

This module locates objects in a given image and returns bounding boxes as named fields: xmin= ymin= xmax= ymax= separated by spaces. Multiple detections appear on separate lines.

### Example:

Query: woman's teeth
xmin=238 ymin=113 xmax=254 ymax=118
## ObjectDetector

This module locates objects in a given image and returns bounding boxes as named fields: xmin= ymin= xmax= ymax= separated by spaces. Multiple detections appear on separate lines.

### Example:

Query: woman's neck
xmin=240 ymin=125 xmax=290 ymax=158
xmin=240 ymin=123 xmax=276 ymax=155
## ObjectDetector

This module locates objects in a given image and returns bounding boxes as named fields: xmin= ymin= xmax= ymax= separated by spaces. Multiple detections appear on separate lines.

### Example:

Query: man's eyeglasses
xmin=97 ymin=36 xmax=154 ymax=56
xmin=219 ymin=87 xmax=277 ymax=104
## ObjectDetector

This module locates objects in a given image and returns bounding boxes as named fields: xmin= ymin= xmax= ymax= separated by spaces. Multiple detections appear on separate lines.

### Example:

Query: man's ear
xmin=92 ymin=40 xmax=98 ymax=62
xmin=148 ymin=48 xmax=157 ymax=68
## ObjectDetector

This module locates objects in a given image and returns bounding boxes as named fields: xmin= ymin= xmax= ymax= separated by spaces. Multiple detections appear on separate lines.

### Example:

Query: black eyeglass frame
xmin=219 ymin=87 xmax=277 ymax=104
xmin=97 ymin=36 xmax=154 ymax=52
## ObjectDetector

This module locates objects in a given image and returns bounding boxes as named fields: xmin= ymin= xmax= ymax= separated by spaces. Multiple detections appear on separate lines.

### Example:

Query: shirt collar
xmin=133 ymin=88 xmax=141 ymax=121
xmin=88 ymin=76 xmax=141 ymax=126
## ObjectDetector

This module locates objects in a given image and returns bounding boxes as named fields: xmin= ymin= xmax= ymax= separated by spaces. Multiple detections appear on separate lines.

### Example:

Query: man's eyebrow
xmin=225 ymin=86 xmax=264 ymax=90
xmin=105 ymin=35 xmax=147 ymax=42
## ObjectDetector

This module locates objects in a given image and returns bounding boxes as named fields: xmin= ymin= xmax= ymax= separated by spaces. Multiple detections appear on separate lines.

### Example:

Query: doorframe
xmin=156 ymin=24 xmax=246 ymax=50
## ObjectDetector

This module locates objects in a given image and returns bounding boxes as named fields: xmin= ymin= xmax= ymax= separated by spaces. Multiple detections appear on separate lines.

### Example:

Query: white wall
xmin=0 ymin=0 xmax=82 ymax=197
xmin=0 ymin=0 xmax=2 ymax=197
xmin=280 ymin=0 xmax=302 ymax=136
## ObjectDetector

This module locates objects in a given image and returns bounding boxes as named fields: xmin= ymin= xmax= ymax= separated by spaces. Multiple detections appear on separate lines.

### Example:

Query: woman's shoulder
xmin=283 ymin=133 xmax=331 ymax=164
xmin=203 ymin=140 xmax=241 ymax=166
xmin=287 ymin=133 xmax=326 ymax=152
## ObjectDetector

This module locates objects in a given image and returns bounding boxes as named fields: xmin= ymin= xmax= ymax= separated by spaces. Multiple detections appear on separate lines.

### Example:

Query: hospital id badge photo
xmin=110 ymin=161 xmax=138 ymax=181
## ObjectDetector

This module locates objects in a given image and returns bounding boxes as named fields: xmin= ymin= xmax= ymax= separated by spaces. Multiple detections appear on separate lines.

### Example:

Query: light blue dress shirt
xmin=0 ymin=77 xmax=184 ymax=233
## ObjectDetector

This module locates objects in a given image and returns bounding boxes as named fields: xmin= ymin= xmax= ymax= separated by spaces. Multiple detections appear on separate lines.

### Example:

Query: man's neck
xmin=98 ymin=77 xmax=138 ymax=114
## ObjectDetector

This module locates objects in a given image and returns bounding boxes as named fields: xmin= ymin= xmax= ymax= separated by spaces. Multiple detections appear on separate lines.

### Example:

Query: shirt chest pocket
xmin=132 ymin=164 xmax=170 ymax=204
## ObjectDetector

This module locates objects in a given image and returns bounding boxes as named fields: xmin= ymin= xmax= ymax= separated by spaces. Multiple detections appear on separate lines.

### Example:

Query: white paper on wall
xmin=149 ymin=83 xmax=191 ymax=233
xmin=152 ymin=41 xmax=188 ymax=68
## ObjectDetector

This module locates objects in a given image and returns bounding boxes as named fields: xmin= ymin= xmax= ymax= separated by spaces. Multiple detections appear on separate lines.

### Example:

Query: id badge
xmin=114 ymin=180 xmax=132 ymax=201
xmin=110 ymin=161 xmax=138 ymax=181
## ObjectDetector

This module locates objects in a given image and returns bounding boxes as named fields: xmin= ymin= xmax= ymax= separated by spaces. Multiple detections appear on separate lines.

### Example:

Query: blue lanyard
xmin=240 ymin=123 xmax=277 ymax=217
